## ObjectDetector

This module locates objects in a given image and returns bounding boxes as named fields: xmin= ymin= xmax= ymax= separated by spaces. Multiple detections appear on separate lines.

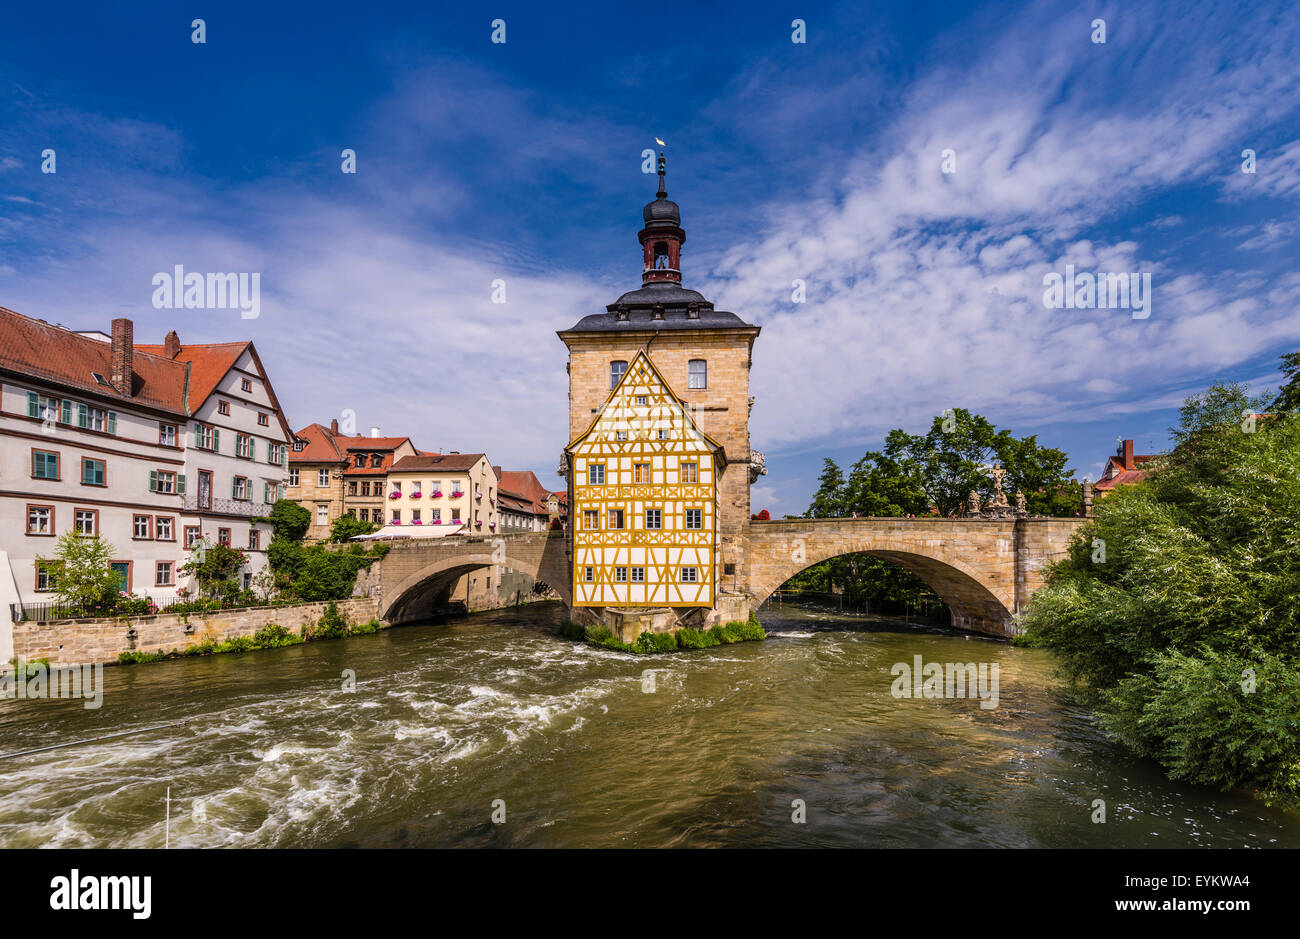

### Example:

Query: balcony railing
xmin=183 ymin=496 xmax=275 ymax=517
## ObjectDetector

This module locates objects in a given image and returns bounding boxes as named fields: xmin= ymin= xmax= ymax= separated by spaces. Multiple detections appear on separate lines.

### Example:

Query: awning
xmin=351 ymin=523 xmax=467 ymax=540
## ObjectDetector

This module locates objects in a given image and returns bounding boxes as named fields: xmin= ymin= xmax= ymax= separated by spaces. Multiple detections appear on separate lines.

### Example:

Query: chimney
xmin=370 ymin=426 xmax=380 ymax=438
xmin=110 ymin=318 xmax=134 ymax=397
xmin=330 ymin=418 xmax=339 ymax=435
xmin=164 ymin=329 xmax=181 ymax=358
xmin=1121 ymin=439 xmax=1134 ymax=469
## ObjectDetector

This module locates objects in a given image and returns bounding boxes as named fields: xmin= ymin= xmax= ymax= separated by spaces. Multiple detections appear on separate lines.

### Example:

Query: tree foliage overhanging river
xmin=2 ymin=601 xmax=1298 ymax=849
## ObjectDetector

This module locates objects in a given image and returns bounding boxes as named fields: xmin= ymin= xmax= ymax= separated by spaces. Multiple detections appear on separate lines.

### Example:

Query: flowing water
xmin=2 ymin=600 xmax=1298 ymax=848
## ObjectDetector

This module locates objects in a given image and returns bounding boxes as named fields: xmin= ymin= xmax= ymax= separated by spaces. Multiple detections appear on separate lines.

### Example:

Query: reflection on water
xmin=1 ymin=600 xmax=1296 ymax=848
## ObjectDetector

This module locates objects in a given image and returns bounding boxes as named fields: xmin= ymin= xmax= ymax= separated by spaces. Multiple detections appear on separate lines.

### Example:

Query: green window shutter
xmin=178 ymin=473 xmax=186 ymax=494
xmin=281 ymin=445 xmax=287 ymax=468
xmin=251 ymin=438 xmax=257 ymax=461
xmin=232 ymin=477 xmax=238 ymax=498
xmin=149 ymin=470 xmax=158 ymax=492
xmin=26 ymin=391 xmax=39 ymax=418
xmin=60 ymin=400 xmax=71 ymax=424
xmin=212 ymin=428 xmax=220 ymax=452
xmin=106 ymin=411 xmax=117 ymax=435
xmin=77 ymin=403 xmax=88 ymax=428
xmin=193 ymin=423 xmax=201 ymax=447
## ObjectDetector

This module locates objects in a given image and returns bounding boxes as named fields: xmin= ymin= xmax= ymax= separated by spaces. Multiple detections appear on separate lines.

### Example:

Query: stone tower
xmin=557 ymin=154 xmax=762 ymax=620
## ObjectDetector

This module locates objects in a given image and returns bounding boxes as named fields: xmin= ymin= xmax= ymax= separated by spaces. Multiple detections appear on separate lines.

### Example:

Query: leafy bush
xmin=584 ymin=624 xmax=635 ymax=653
xmin=731 ymin=613 xmax=767 ymax=641
xmin=330 ymin=513 xmax=380 ymax=542
xmin=117 ymin=650 xmax=164 ymax=665
xmin=1022 ymin=380 xmax=1300 ymax=800
xmin=555 ymin=620 xmax=586 ymax=641
xmin=251 ymin=623 xmax=303 ymax=648
xmin=307 ymin=601 xmax=351 ymax=640
xmin=635 ymin=631 xmax=678 ymax=653
xmin=350 ymin=619 xmax=378 ymax=636
xmin=1100 ymin=648 xmax=1300 ymax=796
xmin=675 ymin=627 xmax=720 ymax=649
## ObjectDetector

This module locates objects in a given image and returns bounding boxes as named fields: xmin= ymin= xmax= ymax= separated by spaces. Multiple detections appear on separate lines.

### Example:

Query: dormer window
xmin=354 ymin=453 xmax=366 ymax=468
xmin=370 ymin=453 xmax=383 ymax=468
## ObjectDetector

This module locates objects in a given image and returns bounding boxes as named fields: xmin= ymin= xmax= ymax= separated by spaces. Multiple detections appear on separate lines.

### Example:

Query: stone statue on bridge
xmin=1015 ymin=490 xmax=1027 ymax=518
xmin=966 ymin=490 xmax=982 ymax=517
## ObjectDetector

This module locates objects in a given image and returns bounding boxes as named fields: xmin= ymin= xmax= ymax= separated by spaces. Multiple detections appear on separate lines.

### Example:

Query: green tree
xmin=262 ymin=499 xmax=311 ymax=541
xmin=38 ymin=533 xmax=122 ymax=613
xmin=877 ymin=409 xmax=1073 ymax=517
xmin=808 ymin=459 xmax=847 ymax=517
xmin=179 ymin=544 xmax=247 ymax=602
xmin=329 ymin=513 xmax=379 ymax=542
xmin=1271 ymin=350 xmax=1300 ymax=415
xmin=1022 ymin=383 xmax=1300 ymax=799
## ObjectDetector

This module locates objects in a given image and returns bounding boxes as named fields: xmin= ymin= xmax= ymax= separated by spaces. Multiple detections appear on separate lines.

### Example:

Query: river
xmin=2 ymin=600 xmax=1297 ymax=848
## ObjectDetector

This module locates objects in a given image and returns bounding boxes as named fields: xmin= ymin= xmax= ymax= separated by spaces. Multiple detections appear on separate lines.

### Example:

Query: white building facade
xmin=0 ymin=309 xmax=292 ymax=661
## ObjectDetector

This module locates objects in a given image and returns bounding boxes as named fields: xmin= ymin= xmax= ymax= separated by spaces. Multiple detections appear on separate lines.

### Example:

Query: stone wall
xmin=12 ymin=596 xmax=381 ymax=666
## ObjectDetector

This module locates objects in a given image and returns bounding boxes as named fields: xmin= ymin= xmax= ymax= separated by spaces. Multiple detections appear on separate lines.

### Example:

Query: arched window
xmin=610 ymin=360 xmax=628 ymax=389
xmin=654 ymin=242 xmax=670 ymax=269
xmin=688 ymin=359 xmax=707 ymax=389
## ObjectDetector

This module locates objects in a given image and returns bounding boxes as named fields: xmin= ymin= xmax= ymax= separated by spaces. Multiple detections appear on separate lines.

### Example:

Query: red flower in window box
xmin=411 ymin=492 xmax=422 ymax=499
xmin=388 ymin=491 xmax=401 ymax=499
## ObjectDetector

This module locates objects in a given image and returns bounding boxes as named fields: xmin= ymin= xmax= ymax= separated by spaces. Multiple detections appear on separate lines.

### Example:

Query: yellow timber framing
xmin=566 ymin=350 xmax=721 ymax=608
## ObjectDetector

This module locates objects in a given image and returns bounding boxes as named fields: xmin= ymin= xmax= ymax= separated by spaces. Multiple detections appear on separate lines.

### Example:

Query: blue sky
xmin=2 ymin=0 xmax=1298 ymax=514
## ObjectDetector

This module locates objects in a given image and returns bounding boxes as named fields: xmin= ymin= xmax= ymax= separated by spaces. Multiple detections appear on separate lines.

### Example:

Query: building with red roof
xmin=287 ymin=419 xmax=418 ymax=539
xmin=0 ymin=307 xmax=294 ymax=654
xmin=1094 ymin=438 xmax=1159 ymax=495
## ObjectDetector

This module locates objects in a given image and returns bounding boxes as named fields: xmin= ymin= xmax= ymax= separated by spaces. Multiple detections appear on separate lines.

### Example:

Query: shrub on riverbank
xmin=306 ymin=601 xmax=350 ymax=640
xmin=1021 ymin=378 xmax=1300 ymax=803
xmin=555 ymin=620 xmax=587 ymax=641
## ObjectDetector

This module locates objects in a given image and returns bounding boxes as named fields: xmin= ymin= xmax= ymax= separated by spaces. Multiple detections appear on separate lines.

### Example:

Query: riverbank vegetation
xmin=785 ymin=409 xmax=1077 ymax=614
xmin=1022 ymin=360 xmax=1300 ymax=805
xmin=557 ymin=612 xmax=766 ymax=653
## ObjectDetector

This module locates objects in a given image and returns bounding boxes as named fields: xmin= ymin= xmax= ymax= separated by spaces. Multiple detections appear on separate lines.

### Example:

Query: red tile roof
xmin=135 ymin=339 xmax=247 ymax=409
xmin=1094 ymin=469 xmax=1150 ymax=491
xmin=290 ymin=423 xmax=345 ymax=463
xmin=390 ymin=453 xmax=486 ymax=473
xmin=0 ymin=306 xmax=188 ymax=413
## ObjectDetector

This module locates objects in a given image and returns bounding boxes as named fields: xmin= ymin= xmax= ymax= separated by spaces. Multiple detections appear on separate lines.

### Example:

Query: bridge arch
xmin=374 ymin=533 xmax=572 ymax=624
xmin=745 ymin=519 xmax=1040 ymax=637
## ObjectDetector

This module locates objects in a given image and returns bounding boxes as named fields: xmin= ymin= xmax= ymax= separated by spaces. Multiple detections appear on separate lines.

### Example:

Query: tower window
xmin=688 ymin=359 xmax=707 ymax=389
xmin=654 ymin=242 xmax=670 ymax=269
xmin=610 ymin=360 xmax=628 ymax=389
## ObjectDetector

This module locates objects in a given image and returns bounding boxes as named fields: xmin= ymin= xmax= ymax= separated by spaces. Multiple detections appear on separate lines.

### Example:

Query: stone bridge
xmin=368 ymin=532 xmax=572 ymax=624
xmin=745 ymin=517 xmax=1086 ymax=637
xmin=366 ymin=517 xmax=1085 ymax=637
